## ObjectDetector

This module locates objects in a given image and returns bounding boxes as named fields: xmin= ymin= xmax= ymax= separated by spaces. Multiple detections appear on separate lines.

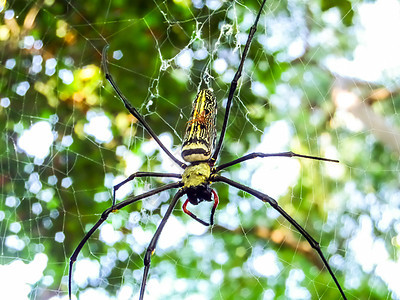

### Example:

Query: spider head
xmin=186 ymin=184 xmax=213 ymax=205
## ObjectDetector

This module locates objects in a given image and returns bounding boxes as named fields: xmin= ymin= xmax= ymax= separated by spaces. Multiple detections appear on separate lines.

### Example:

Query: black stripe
xmin=182 ymin=148 xmax=210 ymax=156
xmin=182 ymin=137 xmax=210 ymax=147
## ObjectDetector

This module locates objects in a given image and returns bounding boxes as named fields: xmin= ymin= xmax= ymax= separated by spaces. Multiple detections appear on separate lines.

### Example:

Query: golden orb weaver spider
xmin=69 ymin=0 xmax=347 ymax=299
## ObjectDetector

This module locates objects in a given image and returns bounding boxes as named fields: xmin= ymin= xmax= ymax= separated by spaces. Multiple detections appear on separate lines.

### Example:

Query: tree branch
xmin=212 ymin=224 xmax=325 ymax=270
xmin=332 ymin=83 xmax=400 ymax=157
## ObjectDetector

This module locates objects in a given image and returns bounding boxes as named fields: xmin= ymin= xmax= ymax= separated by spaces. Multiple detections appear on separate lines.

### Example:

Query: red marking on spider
xmin=182 ymin=189 xmax=219 ymax=226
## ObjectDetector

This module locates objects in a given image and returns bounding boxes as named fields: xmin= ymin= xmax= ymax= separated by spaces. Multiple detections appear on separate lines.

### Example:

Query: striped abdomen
xmin=181 ymin=89 xmax=217 ymax=162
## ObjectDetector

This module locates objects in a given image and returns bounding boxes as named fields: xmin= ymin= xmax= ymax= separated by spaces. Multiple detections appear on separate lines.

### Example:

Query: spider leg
xmin=212 ymin=0 xmax=267 ymax=163
xmin=139 ymin=188 xmax=186 ymax=300
xmin=68 ymin=181 xmax=182 ymax=300
xmin=215 ymin=151 xmax=339 ymax=172
xmin=182 ymin=189 xmax=219 ymax=226
xmin=212 ymin=175 xmax=347 ymax=300
xmin=112 ymin=172 xmax=182 ymax=206
xmin=102 ymin=45 xmax=187 ymax=169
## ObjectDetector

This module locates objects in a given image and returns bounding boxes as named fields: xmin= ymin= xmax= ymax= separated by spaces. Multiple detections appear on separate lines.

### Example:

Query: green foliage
xmin=1 ymin=0 xmax=398 ymax=299
xmin=321 ymin=0 xmax=355 ymax=26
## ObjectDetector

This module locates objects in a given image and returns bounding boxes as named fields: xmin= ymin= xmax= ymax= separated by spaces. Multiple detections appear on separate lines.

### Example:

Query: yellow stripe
xmin=188 ymin=92 xmax=200 ymax=139
xmin=188 ymin=90 xmax=205 ymax=140
xmin=197 ymin=91 xmax=206 ymax=139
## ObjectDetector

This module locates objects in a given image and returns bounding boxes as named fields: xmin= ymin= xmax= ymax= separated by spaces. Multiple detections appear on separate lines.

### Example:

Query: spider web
xmin=1 ymin=0 xmax=400 ymax=299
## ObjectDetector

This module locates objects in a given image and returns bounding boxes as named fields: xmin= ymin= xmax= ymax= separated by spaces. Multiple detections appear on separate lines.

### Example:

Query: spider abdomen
xmin=181 ymin=89 xmax=217 ymax=162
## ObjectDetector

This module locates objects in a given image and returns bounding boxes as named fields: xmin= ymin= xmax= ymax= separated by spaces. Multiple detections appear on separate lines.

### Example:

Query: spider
xmin=186 ymin=109 xmax=213 ymax=127
xmin=69 ymin=1 xmax=347 ymax=299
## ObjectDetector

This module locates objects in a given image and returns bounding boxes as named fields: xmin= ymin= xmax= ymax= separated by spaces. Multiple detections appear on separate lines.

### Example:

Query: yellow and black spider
xmin=69 ymin=1 xmax=347 ymax=299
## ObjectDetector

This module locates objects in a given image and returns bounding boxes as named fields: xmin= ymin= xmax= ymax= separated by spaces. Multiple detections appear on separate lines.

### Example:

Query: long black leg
xmin=139 ymin=188 xmax=186 ymax=300
xmin=112 ymin=172 xmax=181 ymax=206
xmin=211 ymin=0 xmax=267 ymax=163
xmin=212 ymin=175 xmax=347 ymax=300
xmin=216 ymin=151 xmax=339 ymax=172
xmin=102 ymin=45 xmax=187 ymax=169
xmin=68 ymin=181 xmax=182 ymax=300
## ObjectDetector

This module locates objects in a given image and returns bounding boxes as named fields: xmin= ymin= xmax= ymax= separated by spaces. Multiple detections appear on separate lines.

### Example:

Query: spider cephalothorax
xmin=69 ymin=0 xmax=347 ymax=299
xmin=181 ymin=162 xmax=218 ymax=226
xmin=181 ymin=163 xmax=211 ymax=192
